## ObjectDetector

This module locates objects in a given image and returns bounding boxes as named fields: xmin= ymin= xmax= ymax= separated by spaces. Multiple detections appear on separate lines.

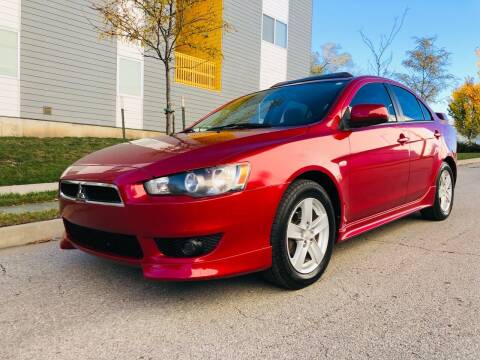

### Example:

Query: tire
xmin=421 ymin=162 xmax=454 ymax=221
xmin=264 ymin=180 xmax=336 ymax=290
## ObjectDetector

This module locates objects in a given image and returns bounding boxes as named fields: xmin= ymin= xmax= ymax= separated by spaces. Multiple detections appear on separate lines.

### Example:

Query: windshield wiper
xmin=205 ymin=123 xmax=273 ymax=131
xmin=178 ymin=128 xmax=196 ymax=133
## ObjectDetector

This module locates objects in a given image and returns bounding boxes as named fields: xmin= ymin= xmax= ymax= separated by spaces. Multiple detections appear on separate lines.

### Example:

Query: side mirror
xmin=349 ymin=104 xmax=389 ymax=128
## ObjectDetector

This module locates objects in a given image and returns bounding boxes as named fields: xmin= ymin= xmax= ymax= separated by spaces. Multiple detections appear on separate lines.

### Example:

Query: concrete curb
xmin=458 ymin=158 xmax=480 ymax=166
xmin=0 ymin=182 xmax=58 ymax=195
xmin=0 ymin=219 xmax=63 ymax=250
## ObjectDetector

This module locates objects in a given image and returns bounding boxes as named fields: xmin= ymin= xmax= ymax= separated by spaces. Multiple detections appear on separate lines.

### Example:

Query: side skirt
xmin=337 ymin=186 xmax=436 ymax=242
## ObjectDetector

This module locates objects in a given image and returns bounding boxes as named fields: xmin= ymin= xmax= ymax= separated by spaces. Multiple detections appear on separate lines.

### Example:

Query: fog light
xmin=155 ymin=234 xmax=222 ymax=258
xmin=181 ymin=239 xmax=203 ymax=257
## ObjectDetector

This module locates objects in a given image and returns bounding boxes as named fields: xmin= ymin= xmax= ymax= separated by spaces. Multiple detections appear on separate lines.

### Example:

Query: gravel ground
xmin=0 ymin=164 xmax=479 ymax=360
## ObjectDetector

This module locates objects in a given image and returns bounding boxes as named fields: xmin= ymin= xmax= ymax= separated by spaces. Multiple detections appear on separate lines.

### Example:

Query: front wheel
xmin=264 ymin=180 xmax=336 ymax=290
xmin=421 ymin=162 xmax=454 ymax=221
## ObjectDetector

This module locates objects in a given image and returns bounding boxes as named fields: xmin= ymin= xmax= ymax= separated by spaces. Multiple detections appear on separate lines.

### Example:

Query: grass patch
xmin=0 ymin=208 xmax=59 ymax=227
xmin=0 ymin=190 xmax=58 ymax=207
xmin=0 ymin=137 xmax=126 ymax=186
xmin=458 ymin=153 xmax=480 ymax=160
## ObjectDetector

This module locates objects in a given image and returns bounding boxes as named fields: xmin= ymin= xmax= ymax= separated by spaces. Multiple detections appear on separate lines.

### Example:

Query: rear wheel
xmin=421 ymin=162 xmax=454 ymax=221
xmin=264 ymin=180 xmax=335 ymax=290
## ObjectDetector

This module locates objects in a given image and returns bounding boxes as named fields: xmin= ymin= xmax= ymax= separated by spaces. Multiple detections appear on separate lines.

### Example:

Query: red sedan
xmin=59 ymin=73 xmax=457 ymax=289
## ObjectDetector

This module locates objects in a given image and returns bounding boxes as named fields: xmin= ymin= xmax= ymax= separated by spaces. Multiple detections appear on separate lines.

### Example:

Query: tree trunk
xmin=165 ymin=65 xmax=173 ymax=135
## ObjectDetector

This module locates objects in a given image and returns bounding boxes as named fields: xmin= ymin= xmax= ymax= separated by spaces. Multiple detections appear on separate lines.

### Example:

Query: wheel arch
xmin=286 ymin=167 xmax=344 ymax=231
xmin=443 ymin=156 xmax=457 ymax=184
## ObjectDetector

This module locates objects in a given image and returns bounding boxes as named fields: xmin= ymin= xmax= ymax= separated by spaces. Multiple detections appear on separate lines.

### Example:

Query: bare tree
xmin=359 ymin=8 xmax=409 ymax=76
xmin=311 ymin=43 xmax=353 ymax=75
xmin=92 ymin=0 xmax=230 ymax=134
xmin=396 ymin=37 xmax=454 ymax=103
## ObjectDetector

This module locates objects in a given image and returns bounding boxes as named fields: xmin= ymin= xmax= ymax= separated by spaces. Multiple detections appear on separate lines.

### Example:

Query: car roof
xmin=271 ymin=72 xmax=355 ymax=88
xmin=271 ymin=74 xmax=428 ymax=102
xmin=270 ymin=73 xmax=405 ymax=89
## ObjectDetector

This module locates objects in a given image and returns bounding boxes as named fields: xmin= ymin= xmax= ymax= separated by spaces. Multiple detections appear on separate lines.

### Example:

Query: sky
xmin=311 ymin=0 xmax=480 ymax=113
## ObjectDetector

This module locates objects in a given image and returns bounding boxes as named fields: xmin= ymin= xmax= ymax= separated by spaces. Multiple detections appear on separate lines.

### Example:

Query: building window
xmin=262 ymin=14 xmax=288 ymax=49
xmin=262 ymin=14 xmax=275 ymax=43
xmin=275 ymin=20 xmax=288 ymax=48
xmin=118 ymin=58 xmax=142 ymax=97
xmin=0 ymin=29 xmax=18 ymax=77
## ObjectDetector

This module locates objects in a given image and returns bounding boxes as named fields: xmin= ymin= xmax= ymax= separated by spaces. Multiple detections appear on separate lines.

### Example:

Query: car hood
xmin=69 ymin=127 xmax=306 ymax=180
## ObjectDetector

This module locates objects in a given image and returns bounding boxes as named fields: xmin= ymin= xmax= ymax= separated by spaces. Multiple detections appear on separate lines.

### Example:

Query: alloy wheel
xmin=439 ymin=169 xmax=453 ymax=214
xmin=286 ymin=198 xmax=329 ymax=274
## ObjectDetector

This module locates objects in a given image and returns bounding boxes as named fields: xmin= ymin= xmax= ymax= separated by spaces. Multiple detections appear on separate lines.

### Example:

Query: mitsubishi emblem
xmin=76 ymin=184 xmax=87 ymax=202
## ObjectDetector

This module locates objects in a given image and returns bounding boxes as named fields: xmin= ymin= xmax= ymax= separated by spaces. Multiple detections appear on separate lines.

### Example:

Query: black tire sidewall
xmin=270 ymin=180 xmax=336 ymax=287
xmin=435 ymin=163 xmax=454 ymax=218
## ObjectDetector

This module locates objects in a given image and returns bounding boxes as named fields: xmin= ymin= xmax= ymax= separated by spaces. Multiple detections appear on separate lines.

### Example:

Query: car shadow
xmin=58 ymin=212 xmax=427 ymax=299
xmin=61 ymin=250 xmax=284 ymax=301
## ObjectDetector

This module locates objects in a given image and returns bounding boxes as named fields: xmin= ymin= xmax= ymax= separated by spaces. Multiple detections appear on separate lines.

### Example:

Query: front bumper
xmin=60 ymin=185 xmax=282 ymax=280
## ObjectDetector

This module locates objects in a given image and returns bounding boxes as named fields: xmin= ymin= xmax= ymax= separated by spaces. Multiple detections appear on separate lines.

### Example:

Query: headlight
xmin=144 ymin=163 xmax=250 ymax=197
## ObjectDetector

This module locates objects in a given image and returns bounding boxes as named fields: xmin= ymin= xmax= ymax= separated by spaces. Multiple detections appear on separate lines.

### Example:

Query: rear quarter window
xmin=418 ymin=101 xmax=433 ymax=120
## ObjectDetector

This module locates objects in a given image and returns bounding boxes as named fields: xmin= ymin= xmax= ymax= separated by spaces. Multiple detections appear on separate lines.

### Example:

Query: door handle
xmin=434 ymin=130 xmax=442 ymax=139
xmin=397 ymin=134 xmax=409 ymax=144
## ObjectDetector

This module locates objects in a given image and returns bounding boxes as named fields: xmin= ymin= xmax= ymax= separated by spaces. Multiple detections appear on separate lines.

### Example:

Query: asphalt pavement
xmin=1 ymin=164 xmax=479 ymax=360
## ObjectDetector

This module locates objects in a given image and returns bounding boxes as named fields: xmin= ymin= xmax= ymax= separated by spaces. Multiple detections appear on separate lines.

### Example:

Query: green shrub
xmin=457 ymin=142 xmax=480 ymax=153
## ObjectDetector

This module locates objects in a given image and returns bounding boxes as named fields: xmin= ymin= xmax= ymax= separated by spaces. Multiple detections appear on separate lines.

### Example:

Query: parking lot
xmin=1 ymin=164 xmax=479 ymax=359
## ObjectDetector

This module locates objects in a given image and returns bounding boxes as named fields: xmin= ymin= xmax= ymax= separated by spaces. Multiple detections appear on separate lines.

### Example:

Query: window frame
xmin=117 ymin=56 xmax=144 ymax=99
xmin=0 ymin=26 xmax=20 ymax=80
xmin=262 ymin=13 xmax=288 ymax=49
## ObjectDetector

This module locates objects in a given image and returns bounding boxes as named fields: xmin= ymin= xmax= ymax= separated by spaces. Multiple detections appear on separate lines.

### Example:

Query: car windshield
xmin=189 ymin=80 xmax=349 ymax=132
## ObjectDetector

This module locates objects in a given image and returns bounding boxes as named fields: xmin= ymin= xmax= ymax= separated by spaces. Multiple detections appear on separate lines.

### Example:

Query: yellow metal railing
xmin=175 ymin=52 xmax=220 ymax=91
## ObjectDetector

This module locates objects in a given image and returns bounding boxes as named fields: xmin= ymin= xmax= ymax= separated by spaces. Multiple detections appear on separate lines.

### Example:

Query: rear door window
xmin=350 ymin=83 xmax=397 ymax=122
xmin=391 ymin=85 xmax=424 ymax=121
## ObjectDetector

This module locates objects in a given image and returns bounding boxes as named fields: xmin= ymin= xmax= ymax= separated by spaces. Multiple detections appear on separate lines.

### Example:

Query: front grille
xmin=60 ymin=182 xmax=78 ymax=198
xmin=60 ymin=181 xmax=122 ymax=205
xmin=155 ymin=234 xmax=222 ymax=258
xmin=82 ymin=185 xmax=121 ymax=203
xmin=64 ymin=219 xmax=143 ymax=259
